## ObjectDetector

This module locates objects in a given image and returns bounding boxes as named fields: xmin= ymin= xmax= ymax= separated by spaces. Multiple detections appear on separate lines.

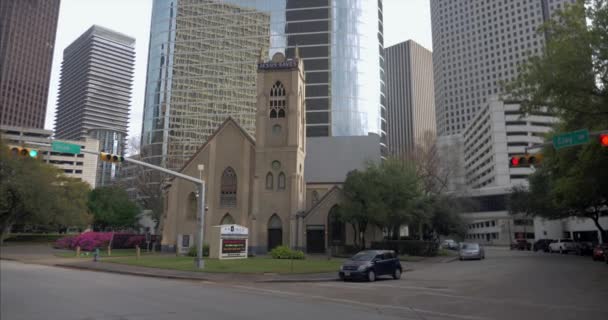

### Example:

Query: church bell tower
xmin=251 ymin=52 xmax=306 ymax=253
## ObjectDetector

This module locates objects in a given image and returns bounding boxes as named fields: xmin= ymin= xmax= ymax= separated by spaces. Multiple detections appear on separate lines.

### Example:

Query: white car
xmin=549 ymin=239 xmax=575 ymax=254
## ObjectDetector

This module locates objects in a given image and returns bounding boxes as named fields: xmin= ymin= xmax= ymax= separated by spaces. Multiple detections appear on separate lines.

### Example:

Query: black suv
xmin=533 ymin=239 xmax=554 ymax=252
xmin=339 ymin=250 xmax=402 ymax=282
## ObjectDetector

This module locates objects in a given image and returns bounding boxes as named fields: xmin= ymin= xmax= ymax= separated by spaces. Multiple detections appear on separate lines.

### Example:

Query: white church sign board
xmin=216 ymin=224 xmax=248 ymax=260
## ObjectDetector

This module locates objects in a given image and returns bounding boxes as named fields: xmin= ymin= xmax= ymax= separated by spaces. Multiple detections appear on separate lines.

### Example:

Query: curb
xmin=54 ymin=263 xmax=211 ymax=282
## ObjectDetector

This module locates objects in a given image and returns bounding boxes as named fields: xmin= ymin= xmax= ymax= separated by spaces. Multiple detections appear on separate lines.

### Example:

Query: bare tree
xmin=116 ymin=136 xmax=165 ymax=233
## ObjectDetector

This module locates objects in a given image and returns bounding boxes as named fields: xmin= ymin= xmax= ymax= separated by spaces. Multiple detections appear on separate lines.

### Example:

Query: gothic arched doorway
xmin=267 ymin=214 xmax=283 ymax=251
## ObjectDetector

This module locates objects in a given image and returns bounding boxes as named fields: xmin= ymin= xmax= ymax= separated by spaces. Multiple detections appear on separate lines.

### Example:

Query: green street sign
xmin=553 ymin=129 xmax=589 ymax=150
xmin=51 ymin=141 xmax=81 ymax=155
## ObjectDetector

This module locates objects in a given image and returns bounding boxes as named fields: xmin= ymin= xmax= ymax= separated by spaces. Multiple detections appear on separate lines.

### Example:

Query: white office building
xmin=430 ymin=0 xmax=577 ymax=136
xmin=1 ymin=125 xmax=100 ymax=187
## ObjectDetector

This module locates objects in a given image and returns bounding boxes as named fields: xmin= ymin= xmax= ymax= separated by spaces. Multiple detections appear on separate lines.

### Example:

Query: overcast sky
xmin=44 ymin=0 xmax=432 ymax=138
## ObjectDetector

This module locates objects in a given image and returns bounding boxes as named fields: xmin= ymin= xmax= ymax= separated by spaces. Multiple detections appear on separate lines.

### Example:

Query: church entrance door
xmin=306 ymin=225 xmax=325 ymax=253
xmin=267 ymin=214 xmax=283 ymax=251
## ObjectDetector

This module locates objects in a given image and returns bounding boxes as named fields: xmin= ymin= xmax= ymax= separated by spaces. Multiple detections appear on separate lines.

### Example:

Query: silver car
xmin=459 ymin=243 xmax=485 ymax=260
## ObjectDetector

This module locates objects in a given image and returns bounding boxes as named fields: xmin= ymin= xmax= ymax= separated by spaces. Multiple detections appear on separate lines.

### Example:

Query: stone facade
xmin=160 ymin=53 xmax=383 ymax=254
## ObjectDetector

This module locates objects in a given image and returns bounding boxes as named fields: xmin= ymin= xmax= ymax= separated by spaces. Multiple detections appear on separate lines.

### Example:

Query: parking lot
xmin=233 ymin=247 xmax=608 ymax=320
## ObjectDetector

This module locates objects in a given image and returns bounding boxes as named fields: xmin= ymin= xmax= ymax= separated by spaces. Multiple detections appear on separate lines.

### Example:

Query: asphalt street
xmin=1 ymin=247 xmax=607 ymax=320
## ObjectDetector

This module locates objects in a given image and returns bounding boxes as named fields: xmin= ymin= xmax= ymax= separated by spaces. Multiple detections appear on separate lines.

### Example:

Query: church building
xmin=160 ymin=52 xmax=383 ymax=254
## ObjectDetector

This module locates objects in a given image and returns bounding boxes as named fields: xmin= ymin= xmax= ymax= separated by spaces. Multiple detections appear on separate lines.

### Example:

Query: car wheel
xmin=392 ymin=268 xmax=402 ymax=280
xmin=367 ymin=270 xmax=376 ymax=282
xmin=339 ymin=273 xmax=345 ymax=281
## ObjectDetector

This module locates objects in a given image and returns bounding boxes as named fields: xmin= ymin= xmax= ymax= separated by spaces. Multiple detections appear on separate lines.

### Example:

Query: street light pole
xmin=195 ymin=164 xmax=205 ymax=269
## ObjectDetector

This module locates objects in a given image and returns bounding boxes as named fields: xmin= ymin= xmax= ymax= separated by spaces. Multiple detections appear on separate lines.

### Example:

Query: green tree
xmin=0 ymin=140 xmax=91 ymax=243
xmin=504 ymin=0 xmax=608 ymax=128
xmin=504 ymin=1 xmax=608 ymax=243
xmin=88 ymin=186 xmax=139 ymax=230
xmin=340 ymin=159 xmax=422 ymax=247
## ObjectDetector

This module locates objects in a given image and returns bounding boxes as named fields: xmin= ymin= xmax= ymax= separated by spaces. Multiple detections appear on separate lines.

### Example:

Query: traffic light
xmin=99 ymin=152 xmax=124 ymax=163
xmin=509 ymin=154 xmax=543 ymax=167
xmin=9 ymin=146 xmax=39 ymax=158
xmin=600 ymin=133 xmax=608 ymax=147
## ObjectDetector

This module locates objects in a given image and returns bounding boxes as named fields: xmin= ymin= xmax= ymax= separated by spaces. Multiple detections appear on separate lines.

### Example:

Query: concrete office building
xmin=385 ymin=40 xmax=436 ymax=157
xmin=54 ymin=25 xmax=135 ymax=187
xmin=141 ymin=0 xmax=386 ymax=172
xmin=461 ymin=97 xmax=557 ymax=189
xmin=1 ymin=125 xmax=100 ymax=187
xmin=430 ymin=0 xmax=576 ymax=136
xmin=0 ymin=0 xmax=60 ymax=128
xmin=448 ymin=98 xmax=606 ymax=245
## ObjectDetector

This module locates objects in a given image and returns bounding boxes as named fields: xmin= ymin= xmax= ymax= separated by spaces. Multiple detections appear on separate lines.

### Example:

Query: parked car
xmin=459 ymin=243 xmax=485 ymax=260
xmin=533 ymin=239 xmax=554 ymax=252
xmin=510 ymin=239 xmax=532 ymax=251
xmin=605 ymin=248 xmax=608 ymax=264
xmin=339 ymin=250 xmax=402 ymax=282
xmin=441 ymin=239 xmax=459 ymax=250
xmin=574 ymin=241 xmax=595 ymax=256
xmin=592 ymin=243 xmax=608 ymax=261
xmin=548 ymin=239 xmax=576 ymax=254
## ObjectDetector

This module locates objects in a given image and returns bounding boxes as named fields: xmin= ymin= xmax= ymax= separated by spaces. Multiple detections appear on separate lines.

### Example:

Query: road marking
xmin=230 ymin=284 xmax=491 ymax=320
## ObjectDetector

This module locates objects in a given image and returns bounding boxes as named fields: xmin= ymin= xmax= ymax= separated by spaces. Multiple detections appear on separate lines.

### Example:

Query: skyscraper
xmin=430 ymin=0 xmax=576 ymax=136
xmin=385 ymin=40 xmax=436 ymax=157
xmin=141 ymin=0 xmax=386 ymax=171
xmin=0 ymin=0 xmax=60 ymax=128
xmin=54 ymin=25 xmax=135 ymax=186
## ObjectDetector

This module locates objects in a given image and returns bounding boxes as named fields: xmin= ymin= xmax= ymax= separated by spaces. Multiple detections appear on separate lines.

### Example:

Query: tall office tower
xmin=54 ymin=25 xmax=135 ymax=186
xmin=141 ymin=0 xmax=386 ymax=171
xmin=430 ymin=0 xmax=576 ymax=136
xmin=0 ymin=0 xmax=60 ymax=128
xmin=385 ymin=40 xmax=436 ymax=157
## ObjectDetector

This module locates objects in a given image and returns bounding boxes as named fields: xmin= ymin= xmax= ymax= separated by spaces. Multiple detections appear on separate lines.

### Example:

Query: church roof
xmin=299 ymin=185 xmax=342 ymax=218
xmin=176 ymin=116 xmax=256 ymax=175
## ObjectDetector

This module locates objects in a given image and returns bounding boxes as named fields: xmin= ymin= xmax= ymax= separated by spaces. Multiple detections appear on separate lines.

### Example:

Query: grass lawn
xmin=55 ymin=248 xmax=153 ymax=258
xmin=106 ymin=255 xmax=344 ymax=274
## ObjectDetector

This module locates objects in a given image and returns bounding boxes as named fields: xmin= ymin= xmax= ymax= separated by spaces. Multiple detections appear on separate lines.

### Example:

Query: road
xmin=1 ymin=247 xmax=607 ymax=320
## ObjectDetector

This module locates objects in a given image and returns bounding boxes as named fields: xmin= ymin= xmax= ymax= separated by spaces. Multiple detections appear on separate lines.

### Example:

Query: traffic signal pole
xmin=23 ymin=142 xmax=208 ymax=269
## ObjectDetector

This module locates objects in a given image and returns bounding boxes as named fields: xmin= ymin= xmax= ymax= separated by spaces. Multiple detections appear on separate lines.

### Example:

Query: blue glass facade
xmin=141 ymin=0 xmax=385 ymax=169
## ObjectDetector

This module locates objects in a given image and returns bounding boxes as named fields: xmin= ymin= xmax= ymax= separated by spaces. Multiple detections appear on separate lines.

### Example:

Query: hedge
xmin=270 ymin=245 xmax=305 ymax=259
xmin=371 ymin=240 xmax=439 ymax=257
xmin=187 ymin=244 xmax=210 ymax=257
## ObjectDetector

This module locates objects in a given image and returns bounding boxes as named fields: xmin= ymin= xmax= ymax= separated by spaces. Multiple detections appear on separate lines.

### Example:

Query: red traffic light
xmin=600 ymin=134 xmax=608 ymax=147
xmin=510 ymin=157 xmax=520 ymax=167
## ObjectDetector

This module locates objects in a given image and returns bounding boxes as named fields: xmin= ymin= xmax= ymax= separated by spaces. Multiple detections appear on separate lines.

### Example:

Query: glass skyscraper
xmin=141 ymin=0 xmax=385 ymax=170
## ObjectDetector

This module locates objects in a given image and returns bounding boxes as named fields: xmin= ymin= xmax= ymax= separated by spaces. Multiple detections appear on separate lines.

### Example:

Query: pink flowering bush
xmin=54 ymin=236 xmax=77 ymax=249
xmin=54 ymin=232 xmax=113 ymax=251
xmin=124 ymin=235 xmax=145 ymax=248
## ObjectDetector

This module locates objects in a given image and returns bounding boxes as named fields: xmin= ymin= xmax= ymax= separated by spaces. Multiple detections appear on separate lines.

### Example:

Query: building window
xmin=265 ymin=172 xmax=274 ymax=190
xmin=270 ymin=81 xmax=286 ymax=118
xmin=220 ymin=167 xmax=237 ymax=207
xmin=220 ymin=213 xmax=235 ymax=225
xmin=187 ymin=192 xmax=197 ymax=220
xmin=278 ymin=172 xmax=286 ymax=190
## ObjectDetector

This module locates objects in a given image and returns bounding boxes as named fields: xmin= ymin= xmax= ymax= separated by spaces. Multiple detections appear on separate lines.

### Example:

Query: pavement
xmin=2 ymin=246 xmax=607 ymax=320
xmin=0 ymin=244 xmax=456 ymax=283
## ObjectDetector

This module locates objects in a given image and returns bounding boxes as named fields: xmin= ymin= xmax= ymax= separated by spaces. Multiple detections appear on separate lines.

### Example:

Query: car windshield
xmin=350 ymin=252 xmax=376 ymax=261
xmin=461 ymin=243 xmax=479 ymax=250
